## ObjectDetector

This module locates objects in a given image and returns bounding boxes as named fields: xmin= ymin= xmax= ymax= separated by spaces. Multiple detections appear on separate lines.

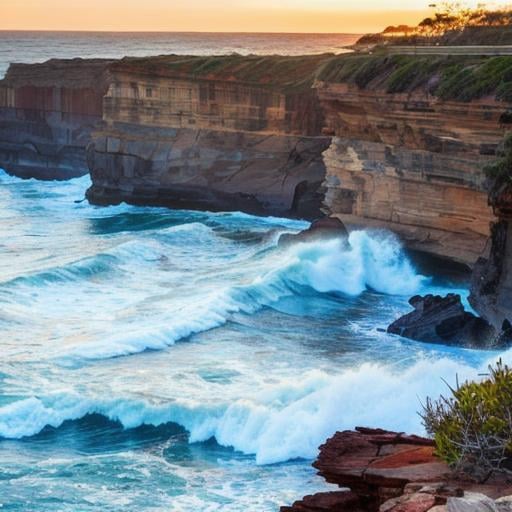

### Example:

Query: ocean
xmin=0 ymin=32 xmax=510 ymax=512
xmin=0 ymin=31 xmax=358 ymax=78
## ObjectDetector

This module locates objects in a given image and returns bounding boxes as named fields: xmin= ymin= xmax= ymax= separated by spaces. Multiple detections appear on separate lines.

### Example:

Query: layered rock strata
xmin=318 ymin=84 xmax=502 ymax=266
xmin=0 ymin=54 xmax=510 ymax=262
xmin=282 ymin=428 xmax=512 ymax=512
xmin=85 ymin=55 xmax=332 ymax=219
xmin=470 ymin=183 xmax=512 ymax=330
xmin=0 ymin=59 xmax=111 ymax=179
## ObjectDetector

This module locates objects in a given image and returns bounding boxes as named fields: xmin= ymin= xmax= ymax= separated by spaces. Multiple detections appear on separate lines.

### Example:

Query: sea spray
xmin=0 ymin=168 xmax=503 ymax=511
xmin=57 ymin=230 xmax=427 ymax=362
xmin=2 ymin=349 xmax=512 ymax=464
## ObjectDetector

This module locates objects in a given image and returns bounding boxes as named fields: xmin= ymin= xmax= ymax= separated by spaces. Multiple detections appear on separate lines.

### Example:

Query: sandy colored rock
xmin=447 ymin=492 xmax=498 ymax=512
xmin=379 ymin=492 xmax=437 ymax=512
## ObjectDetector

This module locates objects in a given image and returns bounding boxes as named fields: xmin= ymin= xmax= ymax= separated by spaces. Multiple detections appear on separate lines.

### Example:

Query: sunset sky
xmin=1 ymin=0 xmax=437 ymax=33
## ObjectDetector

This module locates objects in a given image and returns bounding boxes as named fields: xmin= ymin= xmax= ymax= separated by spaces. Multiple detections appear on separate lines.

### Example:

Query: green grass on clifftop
xmin=316 ymin=54 xmax=512 ymax=102
xmin=114 ymin=54 xmax=336 ymax=92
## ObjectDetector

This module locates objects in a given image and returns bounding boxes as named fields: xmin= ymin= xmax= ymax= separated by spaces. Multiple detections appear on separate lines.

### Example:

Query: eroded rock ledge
xmin=282 ymin=428 xmax=512 ymax=512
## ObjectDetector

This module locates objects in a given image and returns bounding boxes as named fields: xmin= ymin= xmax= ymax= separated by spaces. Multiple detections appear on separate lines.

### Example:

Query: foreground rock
xmin=282 ymin=428 xmax=512 ymax=512
xmin=387 ymin=294 xmax=505 ymax=348
xmin=281 ymin=491 xmax=362 ymax=512
xmin=278 ymin=217 xmax=348 ymax=247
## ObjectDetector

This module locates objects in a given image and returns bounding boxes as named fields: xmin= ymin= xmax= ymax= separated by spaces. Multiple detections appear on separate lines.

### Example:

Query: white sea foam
xmin=2 ymin=348 xmax=511 ymax=464
xmin=58 ymin=230 xmax=426 ymax=362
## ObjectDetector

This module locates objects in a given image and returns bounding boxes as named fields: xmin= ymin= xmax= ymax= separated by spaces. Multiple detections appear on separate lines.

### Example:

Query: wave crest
xmin=2 ymin=350 xmax=511 ymax=464
xmin=58 ymin=230 xmax=426 ymax=362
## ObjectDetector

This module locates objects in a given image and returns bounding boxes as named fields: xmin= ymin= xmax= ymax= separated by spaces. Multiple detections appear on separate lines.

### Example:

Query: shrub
xmin=421 ymin=360 xmax=512 ymax=482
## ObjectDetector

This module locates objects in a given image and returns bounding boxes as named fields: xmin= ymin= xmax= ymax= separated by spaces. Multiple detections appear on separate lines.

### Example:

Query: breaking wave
xmin=54 ymin=229 xmax=427 ymax=362
xmin=1 ymin=349 xmax=509 ymax=464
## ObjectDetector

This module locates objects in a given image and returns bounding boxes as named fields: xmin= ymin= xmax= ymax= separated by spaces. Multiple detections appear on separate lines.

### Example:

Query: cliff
xmin=86 ymin=55 xmax=332 ymax=219
xmin=0 ymin=59 xmax=112 ymax=179
xmin=0 ymin=53 xmax=511 ymax=263
xmin=469 ymin=182 xmax=512 ymax=330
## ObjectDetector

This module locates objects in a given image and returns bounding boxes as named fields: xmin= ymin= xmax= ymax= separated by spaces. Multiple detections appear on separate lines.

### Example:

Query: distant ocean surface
xmin=1 ymin=31 xmax=511 ymax=512
xmin=0 ymin=31 xmax=359 ymax=77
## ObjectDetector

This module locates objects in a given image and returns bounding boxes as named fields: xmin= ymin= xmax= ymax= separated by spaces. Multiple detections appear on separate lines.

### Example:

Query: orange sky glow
xmin=1 ymin=0 xmax=434 ymax=33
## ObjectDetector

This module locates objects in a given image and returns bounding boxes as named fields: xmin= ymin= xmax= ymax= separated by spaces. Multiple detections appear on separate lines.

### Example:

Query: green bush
xmin=421 ymin=360 xmax=512 ymax=481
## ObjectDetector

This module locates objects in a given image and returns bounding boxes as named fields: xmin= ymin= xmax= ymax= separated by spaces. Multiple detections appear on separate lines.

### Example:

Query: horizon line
xmin=0 ymin=29 xmax=364 ymax=35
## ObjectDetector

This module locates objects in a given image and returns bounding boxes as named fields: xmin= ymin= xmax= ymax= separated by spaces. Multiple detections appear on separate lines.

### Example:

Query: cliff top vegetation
xmin=316 ymin=53 xmax=512 ymax=102
xmin=111 ymin=53 xmax=335 ymax=92
xmin=357 ymin=2 xmax=512 ymax=46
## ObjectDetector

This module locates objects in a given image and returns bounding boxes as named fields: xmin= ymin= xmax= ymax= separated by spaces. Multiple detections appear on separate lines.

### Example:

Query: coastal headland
xmin=1 ymin=52 xmax=510 ymax=267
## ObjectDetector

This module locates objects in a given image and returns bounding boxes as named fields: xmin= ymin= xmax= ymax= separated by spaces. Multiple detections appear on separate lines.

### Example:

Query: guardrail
xmin=382 ymin=45 xmax=512 ymax=56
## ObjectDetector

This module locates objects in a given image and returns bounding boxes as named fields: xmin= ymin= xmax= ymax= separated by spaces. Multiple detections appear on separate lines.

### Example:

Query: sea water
xmin=0 ymin=31 xmax=358 ymax=78
xmin=0 ymin=171 xmax=510 ymax=511
xmin=0 ymin=32 xmax=511 ymax=512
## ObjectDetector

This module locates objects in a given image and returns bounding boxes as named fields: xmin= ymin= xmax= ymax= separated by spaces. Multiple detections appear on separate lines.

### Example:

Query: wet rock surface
xmin=278 ymin=217 xmax=349 ymax=247
xmin=387 ymin=294 xmax=504 ymax=348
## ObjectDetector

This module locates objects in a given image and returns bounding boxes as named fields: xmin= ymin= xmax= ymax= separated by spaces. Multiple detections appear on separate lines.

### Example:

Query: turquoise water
xmin=0 ymin=170 xmax=510 ymax=511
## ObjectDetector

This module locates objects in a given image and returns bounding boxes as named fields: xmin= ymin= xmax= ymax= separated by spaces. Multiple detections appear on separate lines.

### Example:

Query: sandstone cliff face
xmin=317 ymin=82 xmax=503 ymax=265
xmin=0 ymin=54 xmax=510 ymax=265
xmin=85 ymin=56 xmax=331 ymax=218
xmin=0 ymin=59 xmax=111 ymax=180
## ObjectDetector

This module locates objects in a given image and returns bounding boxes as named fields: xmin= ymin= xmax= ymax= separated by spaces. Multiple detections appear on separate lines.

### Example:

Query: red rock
xmin=283 ymin=428 xmax=512 ymax=512
xmin=379 ymin=492 xmax=437 ymax=512
xmin=280 ymin=491 xmax=362 ymax=512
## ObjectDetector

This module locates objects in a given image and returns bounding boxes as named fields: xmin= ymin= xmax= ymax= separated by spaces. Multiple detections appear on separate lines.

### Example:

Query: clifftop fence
xmin=383 ymin=45 xmax=512 ymax=56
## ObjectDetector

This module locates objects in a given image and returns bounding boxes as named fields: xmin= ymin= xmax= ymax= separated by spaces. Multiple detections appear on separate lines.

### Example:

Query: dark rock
xmin=470 ymin=220 xmax=512 ymax=335
xmin=280 ymin=491 xmax=362 ymax=512
xmin=387 ymin=294 xmax=503 ymax=348
xmin=278 ymin=217 xmax=349 ymax=247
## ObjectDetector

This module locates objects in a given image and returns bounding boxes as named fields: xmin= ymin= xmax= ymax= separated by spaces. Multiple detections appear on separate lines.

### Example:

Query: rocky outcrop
xmin=282 ymin=428 xmax=512 ymax=512
xmin=387 ymin=294 xmax=504 ymax=348
xmin=0 ymin=59 xmax=111 ymax=180
xmin=81 ymin=55 xmax=335 ymax=218
xmin=317 ymin=84 xmax=501 ymax=266
xmin=86 ymin=125 xmax=330 ymax=218
xmin=470 ymin=217 xmax=512 ymax=332
xmin=278 ymin=216 xmax=348 ymax=247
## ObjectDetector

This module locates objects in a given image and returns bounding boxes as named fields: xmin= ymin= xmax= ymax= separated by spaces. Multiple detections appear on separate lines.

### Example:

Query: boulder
xmin=387 ymin=294 xmax=502 ymax=348
xmin=379 ymin=492 xmax=437 ymax=512
xmin=278 ymin=217 xmax=348 ymax=247
xmin=447 ymin=492 xmax=498 ymax=512
xmin=496 ymin=496 xmax=512 ymax=512
xmin=281 ymin=428 xmax=512 ymax=512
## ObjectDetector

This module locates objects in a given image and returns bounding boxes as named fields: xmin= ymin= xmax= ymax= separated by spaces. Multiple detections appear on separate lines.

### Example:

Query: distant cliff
xmin=0 ymin=59 xmax=112 ymax=179
xmin=0 ymin=53 xmax=511 ymax=265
